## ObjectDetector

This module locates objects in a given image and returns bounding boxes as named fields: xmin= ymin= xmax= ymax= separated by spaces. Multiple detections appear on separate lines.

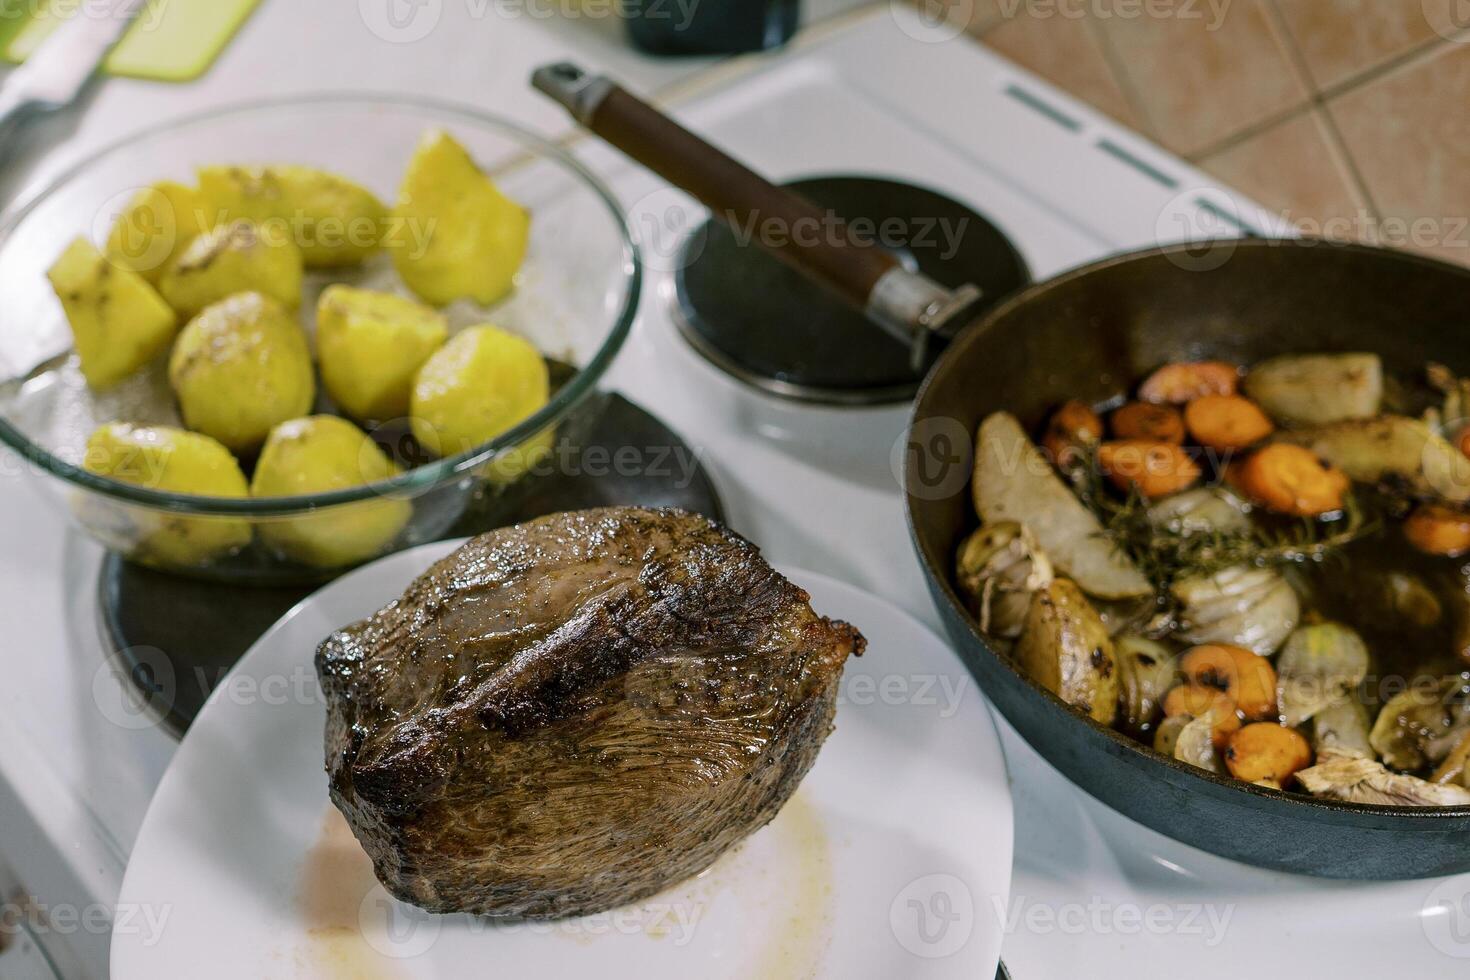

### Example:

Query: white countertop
xmin=5 ymin=3 xmax=1464 ymax=979
xmin=0 ymin=3 xmax=872 ymax=975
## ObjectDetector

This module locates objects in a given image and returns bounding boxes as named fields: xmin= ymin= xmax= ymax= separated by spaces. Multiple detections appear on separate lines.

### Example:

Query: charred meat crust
xmin=316 ymin=506 xmax=863 ymax=918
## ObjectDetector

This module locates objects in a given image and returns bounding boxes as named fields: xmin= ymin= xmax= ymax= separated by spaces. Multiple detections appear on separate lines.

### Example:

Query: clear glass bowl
xmin=0 ymin=95 xmax=640 ymax=584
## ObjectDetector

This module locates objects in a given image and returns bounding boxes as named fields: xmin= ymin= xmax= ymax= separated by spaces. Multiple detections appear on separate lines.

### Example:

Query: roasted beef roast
xmin=316 ymin=507 xmax=864 ymax=918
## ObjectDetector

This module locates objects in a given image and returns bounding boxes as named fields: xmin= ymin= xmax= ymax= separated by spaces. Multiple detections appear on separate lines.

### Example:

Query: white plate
xmin=111 ymin=542 xmax=1013 ymax=979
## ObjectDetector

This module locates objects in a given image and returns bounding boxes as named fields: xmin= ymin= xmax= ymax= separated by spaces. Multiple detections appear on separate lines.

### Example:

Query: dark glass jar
xmin=623 ymin=0 xmax=801 ymax=56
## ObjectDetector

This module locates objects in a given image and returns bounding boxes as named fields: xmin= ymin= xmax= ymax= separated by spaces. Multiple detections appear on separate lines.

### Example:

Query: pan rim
xmin=906 ymin=236 xmax=1470 ymax=824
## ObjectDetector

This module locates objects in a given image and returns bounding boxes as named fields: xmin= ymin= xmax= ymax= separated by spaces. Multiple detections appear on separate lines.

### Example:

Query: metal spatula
xmin=0 ymin=0 xmax=148 ymax=157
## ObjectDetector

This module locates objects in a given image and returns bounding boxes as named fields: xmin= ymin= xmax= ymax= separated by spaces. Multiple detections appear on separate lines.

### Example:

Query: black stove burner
xmin=672 ymin=175 xmax=1030 ymax=404
xmin=99 ymin=392 xmax=725 ymax=738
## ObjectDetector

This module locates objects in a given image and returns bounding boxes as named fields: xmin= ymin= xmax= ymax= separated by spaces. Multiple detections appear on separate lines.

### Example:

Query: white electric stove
xmin=0 ymin=4 xmax=1464 ymax=978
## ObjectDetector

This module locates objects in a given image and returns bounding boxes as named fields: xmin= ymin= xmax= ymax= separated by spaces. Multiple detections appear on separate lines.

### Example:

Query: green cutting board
xmin=0 ymin=0 xmax=261 ymax=83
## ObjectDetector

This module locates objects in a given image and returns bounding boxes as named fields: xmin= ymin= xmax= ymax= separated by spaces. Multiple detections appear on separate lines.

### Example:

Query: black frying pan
xmin=536 ymin=65 xmax=1470 ymax=878
xmin=908 ymin=240 xmax=1470 ymax=879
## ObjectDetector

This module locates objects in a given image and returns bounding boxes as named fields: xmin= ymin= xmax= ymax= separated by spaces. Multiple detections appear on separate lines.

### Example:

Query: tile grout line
xmin=1259 ymin=0 xmax=1320 ymax=101
xmin=1259 ymin=0 xmax=1382 ymax=227
xmin=1081 ymin=13 xmax=1164 ymax=144
xmin=1313 ymin=34 xmax=1462 ymax=104
xmin=1090 ymin=0 xmax=1325 ymax=166
xmin=1184 ymin=100 xmax=1312 ymax=163
xmin=1310 ymin=102 xmax=1383 ymax=234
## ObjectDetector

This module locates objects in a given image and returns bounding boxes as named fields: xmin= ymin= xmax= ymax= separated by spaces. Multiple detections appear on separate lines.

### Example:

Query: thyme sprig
xmin=1067 ymin=451 xmax=1378 ymax=590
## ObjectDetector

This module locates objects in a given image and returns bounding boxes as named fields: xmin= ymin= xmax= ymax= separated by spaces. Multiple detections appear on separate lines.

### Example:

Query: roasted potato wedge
xmin=975 ymin=412 xmax=1152 ymax=600
xmin=1243 ymin=353 xmax=1382 ymax=426
xmin=1016 ymin=579 xmax=1119 ymax=724
xmin=1275 ymin=415 xmax=1470 ymax=503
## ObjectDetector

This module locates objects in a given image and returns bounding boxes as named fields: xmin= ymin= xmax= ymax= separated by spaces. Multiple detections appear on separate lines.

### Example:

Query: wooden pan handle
xmin=592 ymin=85 xmax=902 ymax=308
xmin=533 ymin=63 xmax=981 ymax=361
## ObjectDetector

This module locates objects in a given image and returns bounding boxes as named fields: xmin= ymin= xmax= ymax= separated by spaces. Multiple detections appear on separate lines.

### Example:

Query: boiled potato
xmin=104 ymin=181 xmax=207 ymax=284
xmin=1016 ymin=579 xmax=1119 ymax=725
xmin=46 ymin=238 xmax=178 ymax=389
xmin=168 ymin=292 xmax=315 ymax=454
xmin=159 ymin=220 xmax=303 ymax=317
xmin=411 ymin=324 xmax=549 ymax=461
xmin=80 ymin=423 xmax=250 ymax=566
xmin=251 ymin=416 xmax=412 ymax=568
xmin=389 ymin=130 xmax=530 ymax=307
xmin=316 ymin=285 xmax=448 ymax=422
xmin=198 ymin=164 xmax=389 ymax=268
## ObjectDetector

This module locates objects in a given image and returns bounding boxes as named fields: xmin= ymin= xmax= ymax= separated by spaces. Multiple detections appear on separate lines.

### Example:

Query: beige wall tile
xmin=1095 ymin=0 xmax=1308 ymax=157
xmin=1330 ymin=42 xmax=1470 ymax=267
xmin=1272 ymin=0 xmax=1448 ymax=91
xmin=981 ymin=12 xmax=1143 ymax=129
xmin=907 ymin=0 xmax=1004 ymax=36
xmin=967 ymin=0 xmax=1006 ymax=31
xmin=1198 ymin=108 xmax=1372 ymax=237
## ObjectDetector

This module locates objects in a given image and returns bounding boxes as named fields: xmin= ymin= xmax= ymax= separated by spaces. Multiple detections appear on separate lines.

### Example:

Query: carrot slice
xmin=1179 ymin=644 xmax=1278 ymax=721
xmin=1162 ymin=685 xmax=1241 ymax=748
xmin=1139 ymin=361 xmax=1239 ymax=405
xmin=1041 ymin=399 xmax=1102 ymax=467
xmin=1164 ymin=684 xmax=1225 ymax=718
xmin=1184 ymin=395 xmax=1274 ymax=451
xmin=1231 ymin=444 xmax=1349 ymax=517
xmin=1112 ymin=401 xmax=1185 ymax=444
xmin=1098 ymin=440 xmax=1200 ymax=498
xmin=1455 ymin=424 xmax=1470 ymax=460
xmin=1224 ymin=723 xmax=1312 ymax=784
xmin=1404 ymin=503 xmax=1470 ymax=557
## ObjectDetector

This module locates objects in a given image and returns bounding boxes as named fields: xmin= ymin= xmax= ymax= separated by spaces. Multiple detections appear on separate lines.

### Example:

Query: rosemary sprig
xmin=1068 ymin=451 xmax=1378 ymax=590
